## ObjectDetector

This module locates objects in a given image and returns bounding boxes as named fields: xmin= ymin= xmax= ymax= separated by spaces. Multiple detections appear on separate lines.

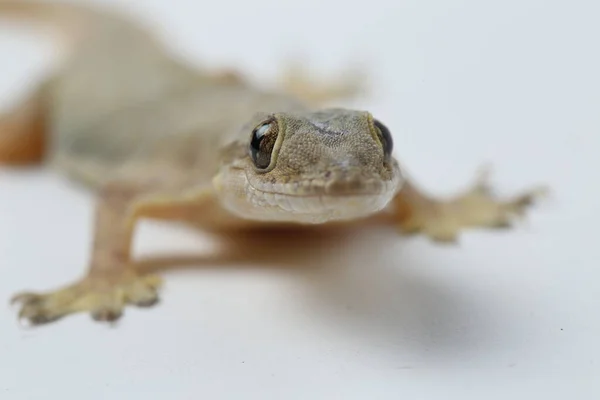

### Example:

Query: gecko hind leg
xmin=277 ymin=60 xmax=367 ymax=105
xmin=0 ymin=85 xmax=48 ymax=165
xmin=394 ymin=167 xmax=548 ymax=242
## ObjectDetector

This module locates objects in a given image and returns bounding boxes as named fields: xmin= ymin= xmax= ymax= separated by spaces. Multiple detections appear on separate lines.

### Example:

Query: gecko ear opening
xmin=249 ymin=118 xmax=279 ymax=170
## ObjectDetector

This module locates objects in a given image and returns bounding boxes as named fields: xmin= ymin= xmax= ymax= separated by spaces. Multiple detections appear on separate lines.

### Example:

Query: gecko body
xmin=0 ymin=1 xmax=545 ymax=325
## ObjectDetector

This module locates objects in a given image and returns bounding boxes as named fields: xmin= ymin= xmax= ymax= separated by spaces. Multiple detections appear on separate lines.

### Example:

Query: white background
xmin=0 ymin=0 xmax=598 ymax=398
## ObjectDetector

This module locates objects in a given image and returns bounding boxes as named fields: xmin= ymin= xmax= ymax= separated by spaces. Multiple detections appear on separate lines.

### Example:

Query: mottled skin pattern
xmin=0 ymin=1 xmax=546 ymax=326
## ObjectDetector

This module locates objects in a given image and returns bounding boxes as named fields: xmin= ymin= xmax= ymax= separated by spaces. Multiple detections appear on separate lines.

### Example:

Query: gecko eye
xmin=250 ymin=119 xmax=279 ymax=169
xmin=373 ymin=120 xmax=393 ymax=158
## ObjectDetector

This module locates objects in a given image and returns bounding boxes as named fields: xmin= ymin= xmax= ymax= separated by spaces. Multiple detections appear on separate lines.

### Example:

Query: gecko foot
xmin=278 ymin=61 xmax=367 ymax=105
xmin=398 ymin=167 xmax=549 ymax=242
xmin=11 ymin=269 xmax=162 ymax=326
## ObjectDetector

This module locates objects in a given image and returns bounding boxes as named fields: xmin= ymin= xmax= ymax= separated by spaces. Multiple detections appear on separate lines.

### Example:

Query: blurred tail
xmin=0 ymin=1 xmax=151 ymax=51
xmin=0 ymin=87 xmax=47 ymax=165
xmin=0 ymin=1 xmax=108 ymax=165
xmin=0 ymin=2 xmax=163 ymax=165
xmin=0 ymin=1 xmax=104 ymax=165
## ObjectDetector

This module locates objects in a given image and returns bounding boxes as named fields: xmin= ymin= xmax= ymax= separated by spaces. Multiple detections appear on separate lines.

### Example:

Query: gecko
xmin=0 ymin=1 xmax=546 ymax=326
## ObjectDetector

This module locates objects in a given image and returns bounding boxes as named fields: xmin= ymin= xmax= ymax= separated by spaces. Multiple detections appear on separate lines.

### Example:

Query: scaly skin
xmin=0 ymin=1 xmax=547 ymax=326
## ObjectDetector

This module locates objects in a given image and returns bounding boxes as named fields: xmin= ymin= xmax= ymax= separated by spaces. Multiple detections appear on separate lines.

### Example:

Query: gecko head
xmin=213 ymin=108 xmax=404 ymax=224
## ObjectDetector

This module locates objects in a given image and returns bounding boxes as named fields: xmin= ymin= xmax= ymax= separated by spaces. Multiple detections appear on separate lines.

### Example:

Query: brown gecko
xmin=0 ymin=1 xmax=546 ymax=326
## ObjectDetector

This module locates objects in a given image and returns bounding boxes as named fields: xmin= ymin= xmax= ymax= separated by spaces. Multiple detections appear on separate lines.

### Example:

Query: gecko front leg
xmin=11 ymin=181 xmax=216 ymax=325
xmin=393 ymin=167 xmax=548 ymax=242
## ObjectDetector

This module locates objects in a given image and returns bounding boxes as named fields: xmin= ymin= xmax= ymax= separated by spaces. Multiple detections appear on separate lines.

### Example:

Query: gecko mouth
xmin=243 ymin=171 xmax=402 ymax=223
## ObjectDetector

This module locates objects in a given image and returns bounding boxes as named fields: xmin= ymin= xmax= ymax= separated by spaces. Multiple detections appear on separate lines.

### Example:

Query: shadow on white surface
xmin=133 ymin=226 xmax=496 ymax=363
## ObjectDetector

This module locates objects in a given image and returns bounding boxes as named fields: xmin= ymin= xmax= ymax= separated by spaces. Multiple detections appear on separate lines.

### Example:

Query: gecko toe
xmin=11 ymin=292 xmax=42 ymax=306
xmin=127 ymin=278 xmax=160 ymax=307
xmin=17 ymin=298 xmax=65 ymax=326
xmin=125 ymin=274 xmax=162 ymax=307
xmin=91 ymin=307 xmax=123 ymax=322
xmin=132 ymin=295 xmax=159 ymax=308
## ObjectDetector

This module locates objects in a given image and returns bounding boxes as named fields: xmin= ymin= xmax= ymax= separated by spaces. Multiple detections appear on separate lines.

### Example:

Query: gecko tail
xmin=0 ymin=2 xmax=184 ymax=166
xmin=0 ymin=1 xmax=152 ymax=52
xmin=0 ymin=94 xmax=47 ymax=165
xmin=0 ymin=1 xmax=86 ymax=165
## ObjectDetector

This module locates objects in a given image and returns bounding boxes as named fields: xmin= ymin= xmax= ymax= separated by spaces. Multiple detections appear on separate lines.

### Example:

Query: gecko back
xmin=0 ymin=1 xmax=283 ymax=187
